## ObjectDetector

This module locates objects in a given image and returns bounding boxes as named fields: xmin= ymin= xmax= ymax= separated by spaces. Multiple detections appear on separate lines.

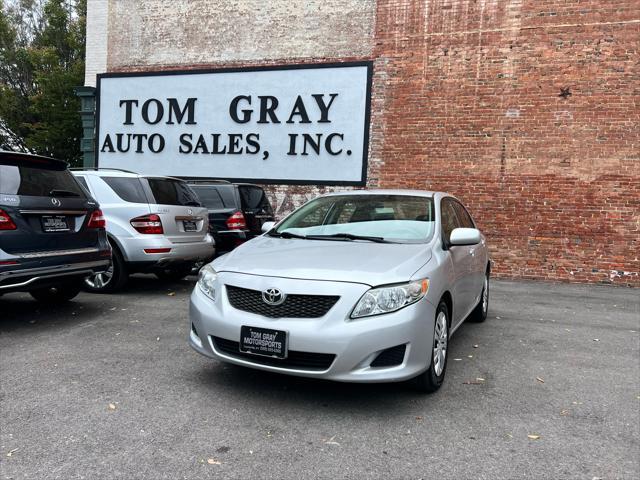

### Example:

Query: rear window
xmin=190 ymin=185 xmax=227 ymax=209
xmin=0 ymin=164 xmax=86 ymax=198
xmin=239 ymin=186 xmax=273 ymax=213
xmin=103 ymin=177 xmax=148 ymax=204
xmin=147 ymin=178 xmax=201 ymax=206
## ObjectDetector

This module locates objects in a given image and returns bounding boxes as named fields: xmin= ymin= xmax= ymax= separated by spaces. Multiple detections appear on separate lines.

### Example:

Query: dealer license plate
xmin=183 ymin=220 xmax=197 ymax=232
xmin=41 ymin=215 xmax=70 ymax=232
xmin=240 ymin=326 xmax=287 ymax=359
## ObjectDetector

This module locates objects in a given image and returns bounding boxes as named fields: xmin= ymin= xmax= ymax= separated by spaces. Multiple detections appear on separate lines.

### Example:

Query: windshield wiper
xmin=268 ymin=231 xmax=308 ymax=240
xmin=306 ymin=233 xmax=393 ymax=243
xmin=49 ymin=189 xmax=80 ymax=197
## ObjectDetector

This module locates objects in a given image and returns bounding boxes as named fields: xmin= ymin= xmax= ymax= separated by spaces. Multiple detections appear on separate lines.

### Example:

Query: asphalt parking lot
xmin=0 ymin=277 xmax=638 ymax=480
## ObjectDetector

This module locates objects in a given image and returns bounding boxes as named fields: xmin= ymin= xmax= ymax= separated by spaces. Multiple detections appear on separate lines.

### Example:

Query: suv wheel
xmin=84 ymin=244 xmax=128 ymax=293
xmin=155 ymin=263 xmax=194 ymax=282
xmin=410 ymin=300 xmax=450 ymax=393
xmin=30 ymin=283 xmax=81 ymax=303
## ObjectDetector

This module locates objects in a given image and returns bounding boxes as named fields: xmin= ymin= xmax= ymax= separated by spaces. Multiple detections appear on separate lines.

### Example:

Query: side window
xmin=440 ymin=199 xmax=461 ymax=244
xmin=103 ymin=177 xmax=148 ymax=203
xmin=452 ymin=201 xmax=475 ymax=229
xmin=238 ymin=186 xmax=273 ymax=214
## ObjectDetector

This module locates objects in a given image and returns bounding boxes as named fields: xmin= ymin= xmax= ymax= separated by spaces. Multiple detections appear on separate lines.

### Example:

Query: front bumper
xmin=188 ymin=272 xmax=436 ymax=383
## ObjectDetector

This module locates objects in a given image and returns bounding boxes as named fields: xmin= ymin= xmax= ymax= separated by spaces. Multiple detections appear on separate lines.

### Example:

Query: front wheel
xmin=410 ymin=301 xmax=450 ymax=393
xmin=30 ymin=284 xmax=81 ymax=303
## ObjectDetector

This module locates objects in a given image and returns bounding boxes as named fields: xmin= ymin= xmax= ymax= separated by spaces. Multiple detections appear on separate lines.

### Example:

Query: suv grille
xmin=226 ymin=285 xmax=339 ymax=318
xmin=212 ymin=337 xmax=336 ymax=371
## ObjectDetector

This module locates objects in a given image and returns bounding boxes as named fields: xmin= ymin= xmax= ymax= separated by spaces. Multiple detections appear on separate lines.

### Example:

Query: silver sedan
xmin=189 ymin=190 xmax=490 ymax=392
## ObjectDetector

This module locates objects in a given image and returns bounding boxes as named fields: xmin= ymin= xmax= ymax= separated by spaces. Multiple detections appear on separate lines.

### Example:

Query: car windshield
xmin=273 ymin=194 xmax=435 ymax=243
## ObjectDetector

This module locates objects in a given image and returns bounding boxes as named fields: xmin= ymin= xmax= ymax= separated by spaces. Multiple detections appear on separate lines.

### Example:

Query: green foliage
xmin=0 ymin=0 xmax=86 ymax=166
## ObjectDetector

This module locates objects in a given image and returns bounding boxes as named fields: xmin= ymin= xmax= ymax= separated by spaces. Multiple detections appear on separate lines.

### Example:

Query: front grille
xmin=370 ymin=344 xmax=407 ymax=367
xmin=226 ymin=285 xmax=339 ymax=318
xmin=212 ymin=336 xmax=336 ymax=371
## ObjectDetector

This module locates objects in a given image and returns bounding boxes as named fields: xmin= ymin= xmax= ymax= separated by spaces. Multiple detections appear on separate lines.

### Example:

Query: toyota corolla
xmin=189 ymin=190 xmax=490 ymax=392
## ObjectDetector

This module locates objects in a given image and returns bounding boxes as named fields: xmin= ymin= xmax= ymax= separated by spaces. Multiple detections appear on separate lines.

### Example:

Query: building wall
xmin=85 ymin=0 xmax=640 ymax=285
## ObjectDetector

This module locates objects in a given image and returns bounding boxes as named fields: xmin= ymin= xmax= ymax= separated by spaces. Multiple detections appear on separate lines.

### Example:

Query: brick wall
xmin=89 ymin=0 xmax=639 ymax=286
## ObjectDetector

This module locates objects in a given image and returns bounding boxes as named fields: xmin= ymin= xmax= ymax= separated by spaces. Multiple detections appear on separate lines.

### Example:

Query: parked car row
xmin=0 ymin=151 xmax=275 ymax=298
xmin=2 ymin=151 xmax=491 ymax=394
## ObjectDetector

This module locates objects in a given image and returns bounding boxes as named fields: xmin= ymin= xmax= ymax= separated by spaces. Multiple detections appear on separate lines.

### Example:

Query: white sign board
xmin=96 ymin=63 xmax=372 ymax=185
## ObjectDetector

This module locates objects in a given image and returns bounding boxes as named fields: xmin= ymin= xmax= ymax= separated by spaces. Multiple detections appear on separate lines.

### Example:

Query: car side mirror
xmin=449 ymin=228 xmax=481 ymax=246
xmin=261 ymin=221 xmax=275 ymax=234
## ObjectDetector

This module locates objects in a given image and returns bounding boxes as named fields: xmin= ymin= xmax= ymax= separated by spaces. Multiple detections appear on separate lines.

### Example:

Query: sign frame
xmin=95 ymin=61 xmax=373 ymax=186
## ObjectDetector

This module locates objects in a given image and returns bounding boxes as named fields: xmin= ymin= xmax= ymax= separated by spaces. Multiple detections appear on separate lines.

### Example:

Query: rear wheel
xmin=30 ymin=283 xmax=81 ymax=303
xmin=83 ymin=243 xmax=128 ymax=293
xmin=469 ymin=271 xmax=489 ymax=323
xmin=155 ymin=263 xmax=194 ymax=282
xmin=410 ymin=300 xmax=449 ymax=393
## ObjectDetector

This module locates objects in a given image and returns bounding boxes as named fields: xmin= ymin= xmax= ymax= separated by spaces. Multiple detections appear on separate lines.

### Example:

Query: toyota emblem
xmin=262 ymin=288 xmax=286 ymax=306
xmin=187 ymin=208 xmax=193 ymax=215
xmin=51 ymin=197 xmax=61 ymax=207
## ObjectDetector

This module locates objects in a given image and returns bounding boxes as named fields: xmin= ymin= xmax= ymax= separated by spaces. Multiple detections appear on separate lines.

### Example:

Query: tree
xmin=0 ymin=0 xmax=86 ymax=165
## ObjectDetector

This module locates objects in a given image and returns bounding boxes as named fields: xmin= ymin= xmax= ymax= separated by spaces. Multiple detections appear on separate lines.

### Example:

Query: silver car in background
xmin=189 ymin=190 xmax=489 ymax=392
xmin=73 ymin=169 xmax=215 ymax=292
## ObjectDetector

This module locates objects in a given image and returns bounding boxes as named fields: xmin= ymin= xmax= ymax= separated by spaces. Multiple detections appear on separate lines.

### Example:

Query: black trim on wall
xmin=95 ymin=61 xmax=374 ymax=186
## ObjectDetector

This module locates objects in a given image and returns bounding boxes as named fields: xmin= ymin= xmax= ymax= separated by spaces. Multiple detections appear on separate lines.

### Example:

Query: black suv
xmin=186 ymin=181 xmax=274 ymax=255
xmin=0 ymin=151 xmax=111 ymax=302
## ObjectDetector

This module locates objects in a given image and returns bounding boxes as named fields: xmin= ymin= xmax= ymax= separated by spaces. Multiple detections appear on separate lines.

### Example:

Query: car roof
xmin=0 ymin=150 xmax=68 ymax=169
xmin=72 ymin=169 xmax=185 ymax=182
xmin=321 ymin=189 xmax=440 ymax=198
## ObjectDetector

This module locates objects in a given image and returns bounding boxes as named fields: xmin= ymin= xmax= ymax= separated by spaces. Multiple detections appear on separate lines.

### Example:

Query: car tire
xmin=469 ymin=271 xmax=489 ymax=323
xmin=155 ymin=263 xmax=194 ymax=282
xmin=30 ymin=283 xmax=81 ymax=303
xmin=83 ymin=243 xmax=128 ymax=293
xmin=410 ymin=300 xmax=450 ymax=393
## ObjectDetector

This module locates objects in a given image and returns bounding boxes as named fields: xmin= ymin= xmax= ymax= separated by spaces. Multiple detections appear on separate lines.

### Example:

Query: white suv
xmin=73 ymin=169 xmax=215 ymax=292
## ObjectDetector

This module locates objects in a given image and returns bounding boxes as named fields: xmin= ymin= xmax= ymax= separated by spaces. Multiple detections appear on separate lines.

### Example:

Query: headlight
xmin=197 ymin=264 xmax=217 ymax=301
xmin=351 ymin=279 xmax=429 ymax=319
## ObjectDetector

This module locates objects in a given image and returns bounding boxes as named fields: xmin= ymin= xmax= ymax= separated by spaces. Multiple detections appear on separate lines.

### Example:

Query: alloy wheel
xmin=482 ymin=276 xmax=489 ymax=314
xmin=85 ymin=263 xmax=114 ymax=289
xmin=433 ymin=310 xmax=448 ymax=376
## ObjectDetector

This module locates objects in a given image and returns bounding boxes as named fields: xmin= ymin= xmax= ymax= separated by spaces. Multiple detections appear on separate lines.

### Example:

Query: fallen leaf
xmin=324 ymin=435 xmax=340 ymax=446
xmin=473 ymin=344 xmax=479 ymax=348
xmin=593 ymin=338 xmax=600 ymax=342
xmin=415 ymin=416 xmax=423 ymax=421
xmin=476 ymin=377 xmax=485 ymax=382
xmin=560 ymin=409 xmax=570 ymax=416
xmin=108 ymin=403 xmax=116 ymax=411
xmin=167 ymin=292 xmax=176 ymax=296
xmin=207 ymin=458 xmax=221 ymax=465
xmin=6 ymin=448 xmax=18 ymax=457
xmin=527 ymin=434 xmax=541 ymax=440
xmin=536 ymin=377 xmax=545 ymax=383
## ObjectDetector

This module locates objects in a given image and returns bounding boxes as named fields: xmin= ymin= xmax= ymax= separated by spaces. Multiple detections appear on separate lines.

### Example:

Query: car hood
xmin=213 ymin=235 xmax=432 ymax=286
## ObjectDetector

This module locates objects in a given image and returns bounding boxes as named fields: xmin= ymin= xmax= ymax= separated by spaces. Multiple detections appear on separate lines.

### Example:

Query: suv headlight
xmin=351 ymin=279 xmax=429 ymax=319
xmin=197 ymin=264 xmax=217 ymax=301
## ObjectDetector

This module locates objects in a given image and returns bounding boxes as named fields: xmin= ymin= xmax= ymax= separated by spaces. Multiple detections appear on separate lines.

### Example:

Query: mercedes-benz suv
xmin=0 ymin=151 xmax=111 ymax=303
xmin=72 ymin=169 xmax=215 ymax=292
